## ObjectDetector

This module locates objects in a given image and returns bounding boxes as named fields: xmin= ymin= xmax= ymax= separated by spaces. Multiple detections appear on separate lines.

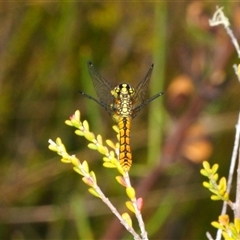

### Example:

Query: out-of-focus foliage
xmin=0 ymin=1 xmax=240 ymax=240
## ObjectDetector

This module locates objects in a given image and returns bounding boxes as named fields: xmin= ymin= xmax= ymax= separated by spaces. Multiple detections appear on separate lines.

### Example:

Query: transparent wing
xmin=132 ymin=64 xmax=154 ymax=118
xmin=87 ymin=61 xmax=115 ymax=114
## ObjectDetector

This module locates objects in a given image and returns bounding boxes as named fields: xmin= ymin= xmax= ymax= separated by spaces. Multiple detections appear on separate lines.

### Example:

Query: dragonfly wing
xmin=132 ymin=64 xmax=154 ymax=118
xmin=87 ymin=61 xmax=114 ymax=114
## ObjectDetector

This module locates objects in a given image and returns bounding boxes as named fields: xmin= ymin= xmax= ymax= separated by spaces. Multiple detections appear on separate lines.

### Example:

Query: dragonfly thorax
xmin=111 ymin=83 xmax=135 ymax=121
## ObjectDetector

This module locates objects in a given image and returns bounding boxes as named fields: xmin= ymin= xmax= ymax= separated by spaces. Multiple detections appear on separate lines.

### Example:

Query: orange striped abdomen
xmin=118 ymin=117 xmax=132 ymax=172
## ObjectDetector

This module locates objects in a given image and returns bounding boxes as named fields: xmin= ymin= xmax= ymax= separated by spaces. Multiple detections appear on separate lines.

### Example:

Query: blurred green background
xmin=1 ymin=1 xmax=240 ymax=240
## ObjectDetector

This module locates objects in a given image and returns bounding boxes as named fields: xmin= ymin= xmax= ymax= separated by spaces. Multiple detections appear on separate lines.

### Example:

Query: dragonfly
xmin=79 ymin=61 xmax=163 ymax=172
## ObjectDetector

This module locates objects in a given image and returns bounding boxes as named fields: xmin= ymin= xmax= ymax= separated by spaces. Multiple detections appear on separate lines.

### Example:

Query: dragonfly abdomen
xmin=118 ymin=116 xmax=132 ymax=172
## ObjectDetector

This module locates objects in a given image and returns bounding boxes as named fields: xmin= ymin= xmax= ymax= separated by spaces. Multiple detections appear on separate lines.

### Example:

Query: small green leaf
xmin=73 ymin=166 xmax=85 ymax=176
xmin=61 ymin=158 xmax=71 ymax=163
xmin=96 ymin=134 xmax=103 ymax=145
xmin=88 ymin=188 xmax=101 ymax=198
xmin=83 ymin=120 xmax=90 ymax=131
xmin=211 ymin=163 xmax=219 ymax=174
xmin=234 ymin=218 xmax=240 ymax=233
xmin=106 ymin=139 xmax=116 ymax=149
xmin=48 ymin=144 xmax=58 ymax=152
xmin=75 ymin=130 xmax=84 ymax=136
xmin=200 ymin=169 xmax=208 ymax=177
xmin=126 ymin=187 xmax=136 ymax=199
xmin=98 ymin=145 xmax=108 ymax=155
xmin=74 ymin=110 xmax=80 ymax=121
xmin=82 ymin=160 xmax=89 ymax=173
xmin=125 ymin=201 xmax=135 ymax=213
xmin=213 ymin=173 xmax=219 ymax=182
xmin=89 ymin=171 xmax=97 ymax=184
xmin=85 ymin=131 xmax=95 ymax=141
xmin=122 ymin=212 xmax=132 ymax=227
xmin=211 ymin=195 xmax=221 ymax=201
xmin=219 ymin=177 xmax=226 ymax=191
xmin=211 ymin=221 xmax=224 ymax=230
xmin=65 ymin=120 xmax=73 ymax=126
xmin=203 ymin=181 xmax=210 ymax=188
xmin=82 ymin=177 xmax=94 ymax=186
xmin=103 ymin=157 xmax=111 ymax=162
xmin=103 ymin=162 xmax=117 ymax=168
xmin=88 ymin=143 xmax=98 ymax=150
xmin=203 ymin=161 xmax=210 ymax=171
xmin=115 ymin=176 xmax=127 ymax=187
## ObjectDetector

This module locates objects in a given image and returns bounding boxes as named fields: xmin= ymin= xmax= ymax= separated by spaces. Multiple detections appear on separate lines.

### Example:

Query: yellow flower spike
xmin=82 ymin=160 xmax=89 ymax=174
xmin=84 ymin=131 xmax=95 ymax=142
xmin=203 ymin=161 xmax=211 ymax=172
xmin=125 ymin=201 xmax=135 ymax=213
xmin=126 ymin=187 xmax=136 ymax=200
xmin=83 ymin=120 xmax=90 ymax=131
xmin=122 ymin=212 xmax=132 ymax=227
xmin=96 ymin=134 xmax=103 ymax=145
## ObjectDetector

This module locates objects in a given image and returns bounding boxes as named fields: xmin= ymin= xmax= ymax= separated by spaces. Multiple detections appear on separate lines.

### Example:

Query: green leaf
xmin=211 ymin=163 xmax=219 ymax=174
xmin=115 ymin=176 xmax=127 ymax=187
xmin=103 ymin=162 xmax=117 ymax=168
xmin=83 ymin=120 xmax=89 ymax=131
xmin=82 ymin=160 xmax=89 ymax=173
xmin=73 ymin=166 xmax=85 ymax=176
xmin=125 ymin=201 xmax=135 ymax=213
xmin=211 ymin=195 xmax=221 ymax=201
xmin=75 ymin=130 xmax=84 ymax=136
xmin=88 ymin=143 xmax=98 ymax=150
xmin=122 ymin=212 xmax=132 ymax=227
xmin=126 ymin=187 xmax=136 ymax=199
xmin=89 ymin=171 xmax=97 ymax=184
xmin=88 ymin=188 xmax=101 ymax=198
xmin=211 ymin=221 xmax=224 ymax=230
xmin=200 ymin=169 xmax=208 ymax=177
xmin=203 ymin=161 xmax=210 ymax=172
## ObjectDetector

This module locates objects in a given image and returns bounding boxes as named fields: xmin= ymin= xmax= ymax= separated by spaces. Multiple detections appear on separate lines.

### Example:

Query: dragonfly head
xmin=111 ymin=83 xmax=135 ymax=98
